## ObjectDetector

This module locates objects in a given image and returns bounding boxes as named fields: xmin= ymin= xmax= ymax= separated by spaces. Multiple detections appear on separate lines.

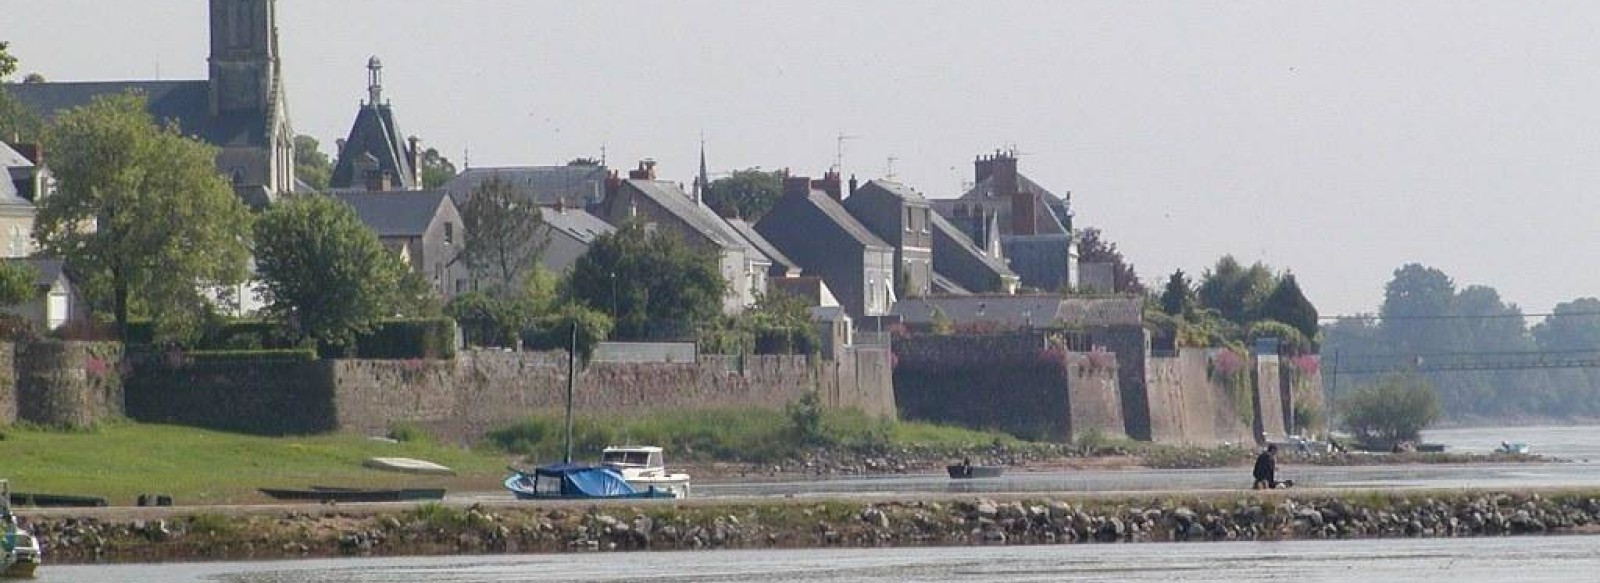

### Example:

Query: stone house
xmin=755 ymin=173 xmax=896 ymax=318
xmin=0 ymin=142 xmax=43 ymax=258
xmin=842 ymin=179 xmax=933 ymax=298
xmin=332 ymin=190 xmax=466 ymax=299
xmin=328 ymin=58 xmax=422 ymax=192
xmin=535 ymin=206 xmax=614 ymax=275
xmin=6 ymin=0 xmax=299 ymax=206
xmin=930 ymin=151 xmax=1078 ymax=291
xmin=595 ymin=161 xmax=770 ymax=313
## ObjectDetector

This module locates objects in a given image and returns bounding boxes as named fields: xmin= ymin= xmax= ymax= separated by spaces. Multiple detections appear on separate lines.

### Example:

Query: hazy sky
xmin=9 ymin=1 xmax=1600 ymax=317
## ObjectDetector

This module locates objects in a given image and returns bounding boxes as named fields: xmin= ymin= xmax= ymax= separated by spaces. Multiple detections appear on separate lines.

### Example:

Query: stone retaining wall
xmin=1144 ymin=350 xmax=1255 ymax=446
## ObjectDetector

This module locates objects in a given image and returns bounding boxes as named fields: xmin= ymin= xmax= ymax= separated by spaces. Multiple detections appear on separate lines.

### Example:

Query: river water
xmin=49 ymin=425 xmax=1600 ymax=582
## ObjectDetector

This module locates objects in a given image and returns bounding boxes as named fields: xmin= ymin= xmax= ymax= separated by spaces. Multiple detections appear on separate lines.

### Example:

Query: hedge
xmin=351 ymin=318 xmax=458 ymax=360
xmin=183 ymin=349 xmax=318 ymax=364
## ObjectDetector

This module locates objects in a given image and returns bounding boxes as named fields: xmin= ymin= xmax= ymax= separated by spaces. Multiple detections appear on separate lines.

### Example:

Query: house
xmin=6 ymin=0 xmax=298 ymax=206
xmin=536 ymin=206 xmax=614 ymax=274
xmin=0 ymin=143 xmax=41 ymax=258
xmin=929 ymin=212 xmax=1019 ymax=294
xmin=755 ymin=172 xmax=896 ymax=318
xmin=2 ymin=258 xmax=86 ymax=332
xmin=725 ymin=218 xmax=801 ymax=278
xmin=595 ymin=161 xmax=771 ymax=313
xmin=441 ymin=163 xmax=610 ymax=211
xmin=929 ymin=150 xmax=1078 ymax=291
xmin=770 ymin=276 xmax=852 ymax=357
xmin=842 ymin=179 xmax=933 ymax=297
xmin=328 ymin=58 xmax=422 ymax=192
xmin=332 ymin=190 xmax=466 ymax=299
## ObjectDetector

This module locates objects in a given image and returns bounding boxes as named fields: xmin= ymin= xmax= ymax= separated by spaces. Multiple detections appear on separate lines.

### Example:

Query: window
xmin=921 ymin=210 xmax=930 ymax=234
xmin=444 ymin=222 xmax=454 ymax=245
xmin=905 ymin=208 xmax=913 ymax=231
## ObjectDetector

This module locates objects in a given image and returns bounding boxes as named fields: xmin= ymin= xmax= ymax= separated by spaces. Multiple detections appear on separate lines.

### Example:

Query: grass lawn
xmin=0 ymin=423 xmax=513 ymax=505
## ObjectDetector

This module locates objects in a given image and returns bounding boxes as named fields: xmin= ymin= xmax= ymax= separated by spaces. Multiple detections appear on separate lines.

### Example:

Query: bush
xmin=521 ymin=304 xmax=612 ymax=361
xmin=1339 ymin=374 xmax=1441 ymax=443
xmin=351 ymin=318 xmax=457 ymax=360
xmin=387 ymin=421 xmax=432 ymax=444
xmin=1246 ymin=319 xmax=1313 ymax=355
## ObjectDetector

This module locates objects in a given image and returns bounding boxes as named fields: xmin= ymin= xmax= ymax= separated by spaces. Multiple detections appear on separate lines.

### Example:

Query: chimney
xmin=847 ymin=174 xmax=859 ymax=197
xmin=974 ymin=150 xmax=1019 ymax=198
xmin=628 ymin=159 xmax=657 ymax=180
xmin=604 ymin=169 xmax=623 ymax=198
xmin=365 ymin=170 xmax=393 ymax=192
xmin=406 ymin=136 xmax=423 ymax=190
xmin=783 ymin=175 xmax=813 ymax=199
xmin=814 ymin=170 xmax=843 ymax=201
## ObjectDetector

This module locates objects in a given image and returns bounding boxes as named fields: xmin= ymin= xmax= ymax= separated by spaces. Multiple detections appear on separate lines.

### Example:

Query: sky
xmin=8 ymin=1 xmax=1600 ymax=317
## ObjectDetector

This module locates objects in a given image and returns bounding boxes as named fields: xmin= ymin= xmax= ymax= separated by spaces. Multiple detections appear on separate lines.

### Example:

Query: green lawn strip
xmin=0 ymin=423 xmax=510 ymax=505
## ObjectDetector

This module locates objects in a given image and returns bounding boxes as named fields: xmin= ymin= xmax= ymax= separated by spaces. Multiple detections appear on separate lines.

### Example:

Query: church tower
xmin=208 ymin=0 xmax=278 ymax=116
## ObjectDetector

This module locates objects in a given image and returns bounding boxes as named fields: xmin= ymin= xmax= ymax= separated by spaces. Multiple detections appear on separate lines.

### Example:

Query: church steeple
xmin=208 ymin=0 xmax=278 ymax=115
xmin=694 ymin=138 xmax=709 ymax=205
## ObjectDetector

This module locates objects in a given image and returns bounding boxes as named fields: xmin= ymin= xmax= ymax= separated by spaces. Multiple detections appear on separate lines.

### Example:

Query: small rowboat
xmin=946 ymin=464 xmax=1004 ymax=479
xmin=258 ymin=486 xmax=446 ymax=503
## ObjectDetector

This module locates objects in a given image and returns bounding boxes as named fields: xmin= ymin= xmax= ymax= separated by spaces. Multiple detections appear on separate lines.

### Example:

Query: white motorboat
xmin=1497 ymin=441 xmax=1532 ymax=455
xmin=600 ymin=446 xmax=691 ymax=498
xmin=0 ymin=481 xmax=40 ymax=578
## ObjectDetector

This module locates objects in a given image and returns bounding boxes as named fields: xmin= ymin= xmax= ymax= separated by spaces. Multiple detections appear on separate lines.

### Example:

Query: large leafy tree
xmin=703 ymin=169 xmax=783 ymax=220
xmin=1196 ymin=255 xmax=1275 ymax=324
xmin=1256 ymin=273 xmax=1318 ymax=343
xmin=420 ymin=147 xmax=456 ymax=189
xmin=0 ymin=41 xmax=43 ymax=142
xmin=293 ymin=134 xmax=332 ymax=191
xmin=253 ymin=195 xmax=406 ymax=348
xmin=1378 ymin=263 xmax=1459 ymax=354
xmin=37 ymin=92 xmax=252 ymax=339
xmin=1076 ymin=227 xmax=1143 ymax=294
xmin=566 ymin=221 xmax=724 ymax=340
xmin=1532 ymin=298 xmax=1600 ymax=352
xmin=457 ymin=175 xmax=549 ymax=292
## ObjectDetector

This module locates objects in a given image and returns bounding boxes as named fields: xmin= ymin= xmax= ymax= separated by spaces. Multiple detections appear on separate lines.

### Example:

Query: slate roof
xmin=1057 ymin=297 xmax=1144 ymax=327
xmin=331 ymin=190 xmax=449 ymax=237
xmin=537 ymin=207 xmax=614 ymax=244
xmin=0 ymin=142 xmax=32 ymax=204
xmin=930 ymin=272 xmax=972 ymax=295
xmin=893 ymin=295 xmax=1067 ymax=328
xmin=329 ymin=103 xmax=415 ymax=190
xmin=952 ymin=173 xmax=1071 ymax=236
xmin=929 ymin=212 xmax=1015 ymax=277
xmin=725 ymin=218 xmax=799 ymax=274
xmin=441 ymin=165 xmax=609 ymax=208
xmin=623 ymin=179 xmax=769 ymax=264
xmin=5 ymin=81 xmax=268 ymax=148
xmin=793 ymin=190 xmax=892 ymax=251
xmin=860 ymin=179 xmax=927 ymax=202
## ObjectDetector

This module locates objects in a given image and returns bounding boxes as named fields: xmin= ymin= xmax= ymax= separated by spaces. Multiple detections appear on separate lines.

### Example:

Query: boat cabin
xmin=601 ymin=446 xmax=665 ymax=469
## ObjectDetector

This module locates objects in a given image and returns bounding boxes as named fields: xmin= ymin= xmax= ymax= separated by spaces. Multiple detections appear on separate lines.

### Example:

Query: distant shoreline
xmin=28 ymin=487 xmax=1600 ymax=565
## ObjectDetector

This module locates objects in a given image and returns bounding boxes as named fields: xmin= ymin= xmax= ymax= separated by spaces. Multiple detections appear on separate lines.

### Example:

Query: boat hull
xmin=258 ymin=487 xmax=445 ymax=503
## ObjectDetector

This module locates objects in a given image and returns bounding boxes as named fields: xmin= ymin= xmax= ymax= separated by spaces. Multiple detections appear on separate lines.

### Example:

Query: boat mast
xmin=564 ymin=322 xmax=577 ymax=464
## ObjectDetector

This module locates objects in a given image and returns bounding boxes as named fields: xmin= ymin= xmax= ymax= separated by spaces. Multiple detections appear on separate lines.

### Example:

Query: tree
xmin=1257 ymin=273 xmax=1318 ymax=345
xmin=703 ymin=169 xmax=783 ymax=221
xmin=293 ymin=134 xmax=333 ymax=191
xmin=1196 ymin=255 xmax=1275 ymax=324
xmin=565 ymin=221 xmax=725 ymax=340
xmin=420 ymin=147 xmax=456 ymax=189
xmin=1533 ymin=298 xmax=1600 ymax=352
xmin=0 ymin=42 xmax=43 ymax=142
xmin=457 ymin=175 xmax=549 ymax=292
xmin=0 ymin=262 xmax=36 ymax=306
xmin=1076 ymin=227 xmax=1144 ymax=294
xmin=37 ymin=92 xmax=252 ymax=339
xmin=253 ymin=195 xmax=407 ymax=348
xmin=1379 ymin=263 xmax=1458 ymax=354
xmin=1339 ymin=374 xmax=1442 ymax=444
xmin=1158 ymin=269 xmax=1195 ymax=317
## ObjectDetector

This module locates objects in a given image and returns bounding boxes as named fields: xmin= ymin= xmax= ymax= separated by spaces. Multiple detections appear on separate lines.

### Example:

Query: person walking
xmin=1253 ymin=444 xmax=1279 ymax=490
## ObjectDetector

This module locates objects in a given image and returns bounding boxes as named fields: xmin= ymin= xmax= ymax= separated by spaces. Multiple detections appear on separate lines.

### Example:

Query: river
xmin=50 ymin=425 xmax=1600 ymax=581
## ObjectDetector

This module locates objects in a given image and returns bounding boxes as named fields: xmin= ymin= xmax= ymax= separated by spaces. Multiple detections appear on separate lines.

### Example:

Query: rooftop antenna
xmin=834 ymin=133 xmax=861 ymax=173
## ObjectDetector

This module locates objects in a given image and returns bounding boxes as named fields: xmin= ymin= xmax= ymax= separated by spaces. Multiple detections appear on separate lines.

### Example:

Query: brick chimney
xmin=783 ymin=175 xmax=813 ymax=198
xmin=814 ymin=170 xmax=843 ymax=201
xmin=628 ymin=159 xmax=657 ymax=180
xmin=848 ymin=174 xmax=859 ymax=197
xmin=365 ymin=169 xmax=393 ymax=192
xmin=974 ymin=150 xmax=1019 ymax=198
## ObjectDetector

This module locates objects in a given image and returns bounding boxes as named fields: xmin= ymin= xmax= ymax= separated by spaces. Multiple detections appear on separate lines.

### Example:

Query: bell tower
xmin=208 ymin=0 xmax=278 ymax=115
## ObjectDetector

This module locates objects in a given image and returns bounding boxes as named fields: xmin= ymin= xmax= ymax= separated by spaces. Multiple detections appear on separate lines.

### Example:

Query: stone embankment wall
xmin=28 ymin=490 xmax=1600 ymax=564
xmin=893 ymin=333 xmax=1125 ymax=441
xmin=1253 ymin=354 xmax=1287 ymax=441
xmin=1144 ymin=350 xmax=1255 ymax=446
xmin=0 ymin=341 xmax=125 ymax=428
xmin=126 ymin=348 xmax=894 ymax=442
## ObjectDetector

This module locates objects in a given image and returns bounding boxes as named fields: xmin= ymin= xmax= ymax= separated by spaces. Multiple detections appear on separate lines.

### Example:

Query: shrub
xmin=1339 ymin=374 xmax=1441 ymax=443
xmin=352 ymin=318 xmax=457 ymax=360
xmin=387 ymin=421 xmax=432 ymax=444
xmin=521 ymin=304 xmax=612 ymax=361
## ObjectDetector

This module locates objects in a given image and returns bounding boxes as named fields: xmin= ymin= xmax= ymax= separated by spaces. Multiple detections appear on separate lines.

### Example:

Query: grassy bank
xmin=0 ymin=423 xmax=510 ymax=505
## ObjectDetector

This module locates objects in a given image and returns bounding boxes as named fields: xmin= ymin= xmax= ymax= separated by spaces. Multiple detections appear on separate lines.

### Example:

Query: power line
xmin=1319 ymin=312 xmax=1600 ymax=322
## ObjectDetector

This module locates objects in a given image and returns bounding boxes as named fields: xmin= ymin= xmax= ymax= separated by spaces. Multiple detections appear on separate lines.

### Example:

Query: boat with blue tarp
xmin=503 ymin=463 xmax=677 ymax=500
